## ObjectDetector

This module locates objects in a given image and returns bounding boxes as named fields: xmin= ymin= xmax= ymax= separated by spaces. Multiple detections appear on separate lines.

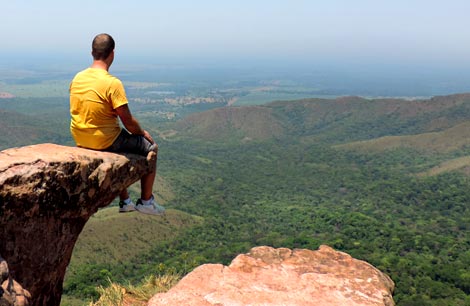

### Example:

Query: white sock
xmin=123 ymin=197 xmax=132 ymax=205
xmin=141 ymin=196 xmax=153 ymax=205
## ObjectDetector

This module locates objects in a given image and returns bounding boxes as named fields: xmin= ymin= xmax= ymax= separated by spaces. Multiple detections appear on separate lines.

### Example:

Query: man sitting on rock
xmin=69 ymin=33 xmax=164 ymax=215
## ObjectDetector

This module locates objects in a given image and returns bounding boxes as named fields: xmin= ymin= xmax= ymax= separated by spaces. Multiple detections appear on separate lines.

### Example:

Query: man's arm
xmin=115 ymin=104 xmax=155 ymax=144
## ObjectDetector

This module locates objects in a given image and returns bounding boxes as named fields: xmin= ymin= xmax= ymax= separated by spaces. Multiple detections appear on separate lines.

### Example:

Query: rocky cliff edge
xmin=0 ymin=143 xmax=155 ymax=306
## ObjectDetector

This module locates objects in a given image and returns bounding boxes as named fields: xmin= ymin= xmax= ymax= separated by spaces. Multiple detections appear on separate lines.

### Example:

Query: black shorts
xmin=105 ymin=129 xmax=157 ymax=156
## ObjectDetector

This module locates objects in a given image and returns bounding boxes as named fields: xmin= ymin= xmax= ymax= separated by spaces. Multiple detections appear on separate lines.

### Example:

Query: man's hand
xmin=143 ymin=130 xmax=155 ymax=144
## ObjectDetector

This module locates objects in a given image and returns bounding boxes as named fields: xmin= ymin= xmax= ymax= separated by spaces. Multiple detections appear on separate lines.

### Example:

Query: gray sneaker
xmin=135 ymin=196 xmax=165 ymax=215
xmin=119 ymin=200 xmax=136 ymax=213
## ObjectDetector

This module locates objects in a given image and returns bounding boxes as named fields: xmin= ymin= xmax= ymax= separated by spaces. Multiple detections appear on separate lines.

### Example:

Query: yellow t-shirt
xmin=69 ymin=68 xmax=128 ymax=149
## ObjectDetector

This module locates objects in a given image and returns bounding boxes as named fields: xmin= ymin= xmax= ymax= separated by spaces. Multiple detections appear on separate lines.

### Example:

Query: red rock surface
xmin=0 ymin=143 xmax=155 ymax=306
xmin=149 ymin=245 xmax=395 ymax=306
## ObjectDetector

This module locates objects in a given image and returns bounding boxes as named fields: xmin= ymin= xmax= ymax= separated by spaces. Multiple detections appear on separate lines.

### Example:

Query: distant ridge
xmin=0 ymin=108 xmax=67 ymax=150
xmin=174 ymin=106 xmax=284 ymax=142
xmin=167 ymin=93 xmax=470 ymax=145
xmin=0 ymin=110 xmax=50 ymax=149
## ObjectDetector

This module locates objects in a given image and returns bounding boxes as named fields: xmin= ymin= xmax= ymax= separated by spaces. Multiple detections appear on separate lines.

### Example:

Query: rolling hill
xmin=69 ymin=208 xmax=202 ymax=267
xmin=336 ymin=121 xmax=470 ymax=153
xmin=0 ymin=96 xmax=72 ymax=150
xmin=172 ymin=105 xmax=284 ymax=142
xmin=166 ymin=93 xmax=470 ymax=145
xmin=0 ymin=109 xmax=67 ymax=150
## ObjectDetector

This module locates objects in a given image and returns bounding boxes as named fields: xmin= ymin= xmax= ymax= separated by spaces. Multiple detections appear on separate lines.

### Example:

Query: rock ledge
xmin=0 ymin=143 xmax=155 ymax=306
xmin=149 ymin=245 xmax=395 ymax=306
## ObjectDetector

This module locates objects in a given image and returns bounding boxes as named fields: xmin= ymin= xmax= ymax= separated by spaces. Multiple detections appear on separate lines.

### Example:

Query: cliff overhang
xmin=0 ymin=143 xmax=155 ymax=306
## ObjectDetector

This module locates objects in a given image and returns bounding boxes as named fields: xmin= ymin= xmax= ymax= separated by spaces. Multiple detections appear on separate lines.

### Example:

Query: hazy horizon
xmin=1 ymin=52 xmax=470 ymax=98
xmin=3 ymin=0 xmax=470 ymax=98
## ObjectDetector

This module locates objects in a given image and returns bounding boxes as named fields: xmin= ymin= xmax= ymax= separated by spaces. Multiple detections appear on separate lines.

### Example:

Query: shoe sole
xmin=119 ymin=205 xmax=136 ymax=213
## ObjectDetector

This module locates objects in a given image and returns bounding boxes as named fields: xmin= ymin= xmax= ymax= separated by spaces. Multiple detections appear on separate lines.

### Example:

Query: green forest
xmin=72 ymin=141 xmax=470 ymax=305
xmin=2 ymin=94 xmax=470 ymax=305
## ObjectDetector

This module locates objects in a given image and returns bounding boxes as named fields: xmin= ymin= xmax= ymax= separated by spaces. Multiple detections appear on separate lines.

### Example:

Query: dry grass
xmin=90 ymin=273 xmax=180 ymax=306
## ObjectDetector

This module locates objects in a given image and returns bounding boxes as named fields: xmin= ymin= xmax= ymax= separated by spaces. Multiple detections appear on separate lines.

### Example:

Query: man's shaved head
xmin=92 ymin=33 xmax=115 ymax=60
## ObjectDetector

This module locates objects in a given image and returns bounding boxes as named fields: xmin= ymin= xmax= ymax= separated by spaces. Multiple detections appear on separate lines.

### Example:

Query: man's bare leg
xmin=141 ymin=170 xmax=156 ymax=200
xmin=119 ymin=189 xmax=130 ymax=201
xmin=135 ymin=151 xmax=164 ymax=215
xmin=141 ymin=148 xmax=158 ymax=200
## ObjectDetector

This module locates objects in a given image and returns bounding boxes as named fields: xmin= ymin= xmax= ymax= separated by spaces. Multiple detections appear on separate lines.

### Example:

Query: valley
xmin=1 ymin=66 xmax=470 ymax=305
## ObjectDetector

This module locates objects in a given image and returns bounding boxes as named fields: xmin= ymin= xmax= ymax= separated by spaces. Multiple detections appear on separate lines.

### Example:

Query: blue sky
xmin=2 ymin=0 xmax=470 ymax=69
